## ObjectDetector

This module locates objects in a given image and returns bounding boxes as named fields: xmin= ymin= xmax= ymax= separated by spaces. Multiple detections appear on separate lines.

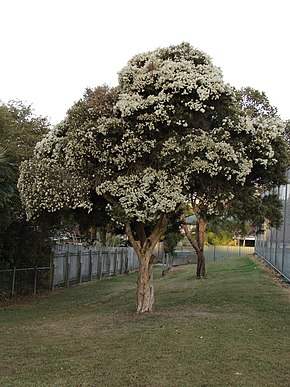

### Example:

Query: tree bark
xmin=136 ymin=253 xmax=154 ymax=314
xmin=182 ymin=216 xmax=207 ymax=278
xmin=196 ymin=217 xmax=207 ymax=278
xmin=125 ymin=213 xmax=167 ymax=314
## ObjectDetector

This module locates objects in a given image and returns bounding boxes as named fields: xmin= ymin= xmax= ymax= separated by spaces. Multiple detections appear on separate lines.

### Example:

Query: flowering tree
xmin=182 ymin=87 xmax=289 ymax=277
xmin=18 ymin=43 xmax=287 ymax=313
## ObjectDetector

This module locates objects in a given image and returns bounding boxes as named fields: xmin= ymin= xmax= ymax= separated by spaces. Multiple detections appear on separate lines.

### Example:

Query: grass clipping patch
xmin=0 ymin=255 xmax=289 ymax=387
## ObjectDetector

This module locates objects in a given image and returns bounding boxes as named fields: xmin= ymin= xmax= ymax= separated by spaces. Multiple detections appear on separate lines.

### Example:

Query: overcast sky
xmin=1 ymin=0 xmax=289 ymax=125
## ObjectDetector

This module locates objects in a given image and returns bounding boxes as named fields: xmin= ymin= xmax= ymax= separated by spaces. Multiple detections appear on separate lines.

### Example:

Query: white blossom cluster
xmin=246 ymin=116 xmax=285 ymax=166
xmin=18 ymin=158 xmax=91 ymax=219
xmin=117 ymin=42 xmax=232 ymax=128
xmin=96 ymin=168 xmax=186 ymax=223
xmin=18 ymin=43 xmax=286 ymax=225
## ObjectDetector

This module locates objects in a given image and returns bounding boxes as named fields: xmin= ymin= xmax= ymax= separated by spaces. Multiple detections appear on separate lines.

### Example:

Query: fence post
xmin=162 ymin=253 xmax=166 ymax=276
xmin=89 ymin=250 xmax=93 ymax=282
xmin=50 ymin=264 xmax=55 ymax=290
xmin=120 ymin=249 xmax=124 ymax=274
xmin=97 ymin=251 xmax=102 ymax=278
xmin=65 ymin=251 xmax=70 ymax=288
xmin=11 ymin=267 xmax=16 ymax=296
xmin=33 ymin=266 xmax=38 ymax=295
xmin=106 ymin=251 xmax=111 ymax=276
xmin=124 ymin=250 xmax=129 ymax=273
xmin=113 ymin=250 xmax=117 ymax=276
xmin=78 ymin=250 xmax=82 ymax=284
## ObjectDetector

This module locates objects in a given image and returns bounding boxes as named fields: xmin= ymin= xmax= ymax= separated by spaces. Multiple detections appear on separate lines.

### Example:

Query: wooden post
xmin=113 ymin=250 xmax=117 ymax=276
xmin=120 ymin=249 xmax=124 ymax=274
xmin=124 ymin=250 xmax=129 ymax=274
xmin=65 ymin=251 xmax=70 ymax=288
xmin=78 ymin=250 xmax=82 ymax=284
xmin=106 ymin=251 xmax=110 ymax=276
xmin=97 ymin=251 xmax=102 ymax=278
xmin=89 ymin=250 xmax=93 ymax=282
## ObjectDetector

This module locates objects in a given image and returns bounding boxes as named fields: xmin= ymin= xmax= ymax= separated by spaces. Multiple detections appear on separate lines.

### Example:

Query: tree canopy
xmin=18 ymin=43 xmax=288 ymax=312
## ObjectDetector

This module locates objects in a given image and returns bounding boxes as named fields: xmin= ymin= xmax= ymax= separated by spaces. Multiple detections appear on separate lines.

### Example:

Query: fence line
xmin=254 ymin=169 xmax=290 ymax=282
xmin=1 ymin=244 xmax=255 ymax=298
xmin=163 ymin=245 xmax=255 ymax=274
xmin=52 ymin=246 xmax=140 ymax=288
xmin=0 ymin=266 xmax=51 ymax=300
xmin=205 ymin=245 xmax=255 ymax=261
xmin=255 ymin=231 xmax=290 ymax=282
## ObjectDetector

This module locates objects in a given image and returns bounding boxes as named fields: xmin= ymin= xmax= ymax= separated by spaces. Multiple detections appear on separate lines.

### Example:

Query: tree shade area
xmin=18 ymin=43 xmax=289 ymax=313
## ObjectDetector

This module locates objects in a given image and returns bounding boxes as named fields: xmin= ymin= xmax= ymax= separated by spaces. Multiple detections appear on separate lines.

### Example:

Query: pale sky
xmin=1 ymin=0 xmax=289 ymax=125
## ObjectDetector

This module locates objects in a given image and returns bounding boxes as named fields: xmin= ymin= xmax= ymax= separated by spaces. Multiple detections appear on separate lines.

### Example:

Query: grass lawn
xmin=0 ymin=255 xmax=289 ymax=387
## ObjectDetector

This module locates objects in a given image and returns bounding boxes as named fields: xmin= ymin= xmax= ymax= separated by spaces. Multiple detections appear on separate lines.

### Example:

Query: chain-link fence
xmin=0 ymin=266 xmax=52 ymax=300
xmin=163 ymin=245 xmax=255 ymax=275
xmin=255 ymin=169 xmax=290 ymax=282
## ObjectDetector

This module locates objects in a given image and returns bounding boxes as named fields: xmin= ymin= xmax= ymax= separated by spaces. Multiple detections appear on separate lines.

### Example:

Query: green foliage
xmin=0 ymin=148 xmax=16 ymax=226
xmin=237 ymin=86 xmax=278 ymax=118
xmin=206 ymin=230 xmax=236 ymax=246
xmin=0 ymin=100 xmax=51 ymax=266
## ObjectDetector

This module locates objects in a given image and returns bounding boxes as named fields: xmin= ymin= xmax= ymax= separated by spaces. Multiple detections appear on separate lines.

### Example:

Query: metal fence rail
xmin=0 ymin=266 xmax=51 ymax=300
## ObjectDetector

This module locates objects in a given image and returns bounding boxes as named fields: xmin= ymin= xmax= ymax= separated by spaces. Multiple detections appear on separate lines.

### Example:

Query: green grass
xmin=0 ymin=256 xmax=289 ymax=387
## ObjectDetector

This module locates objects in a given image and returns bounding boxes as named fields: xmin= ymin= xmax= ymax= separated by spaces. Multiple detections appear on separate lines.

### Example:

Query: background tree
xmin=0 ymin=100 xmax=50 ymax=266
xmin=182 ymin=87 xmax=288 ymax=276
xmin=19 ymin=43 xmax=288 ymax=313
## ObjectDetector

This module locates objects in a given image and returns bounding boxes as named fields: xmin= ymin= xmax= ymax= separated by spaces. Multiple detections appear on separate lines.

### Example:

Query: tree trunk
xmin=125 ymin=214 xmax=167 ymax=314
xmin=196 ymin=217 xmax=207 ymax=278
xmin=136 ymin=254 xmax=154 ymax=314
xmin=182 ymin=216 xmax=207 ymax=278
xmin=196 ymin=249 xmax=206 ymax=278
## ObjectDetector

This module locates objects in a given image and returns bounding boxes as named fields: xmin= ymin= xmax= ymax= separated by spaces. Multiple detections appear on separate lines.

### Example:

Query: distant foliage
xmin=0 ymin=100 xmax=50 ymax=266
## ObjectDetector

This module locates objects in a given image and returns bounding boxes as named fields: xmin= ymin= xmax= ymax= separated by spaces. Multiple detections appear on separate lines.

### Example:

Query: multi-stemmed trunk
xmin=125 ymin=213 xmax=167 ymax=314
xmin=182 ymin=216 xmax=207 ymax=278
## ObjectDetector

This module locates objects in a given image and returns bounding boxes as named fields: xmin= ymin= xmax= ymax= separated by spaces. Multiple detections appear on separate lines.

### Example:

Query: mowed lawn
xmin=0 ymin=256 xmax=289 ymax=387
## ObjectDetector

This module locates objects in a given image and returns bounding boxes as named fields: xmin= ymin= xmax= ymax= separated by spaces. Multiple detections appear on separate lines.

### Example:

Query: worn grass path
xmin=0 ymin=255 xmax=289 ymax=387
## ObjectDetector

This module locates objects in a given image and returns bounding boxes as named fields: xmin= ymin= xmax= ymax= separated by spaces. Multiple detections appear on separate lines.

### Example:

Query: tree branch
xmin=125 ymin=222 xmax=142 ymax=262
